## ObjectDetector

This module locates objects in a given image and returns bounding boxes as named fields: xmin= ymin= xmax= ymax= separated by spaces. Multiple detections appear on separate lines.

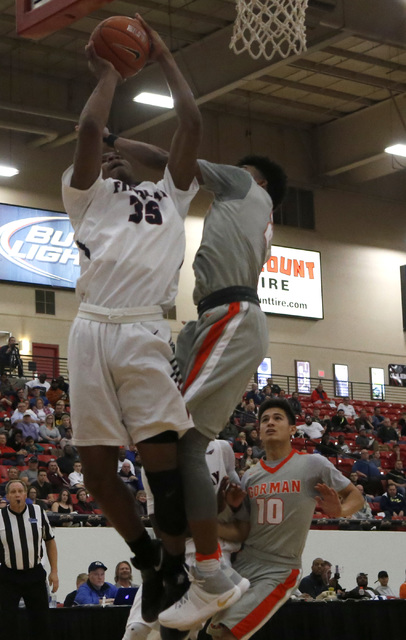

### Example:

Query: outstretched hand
xmin=135 ymin=13 xmax=170 ymax=61
xmin=315 ymin=483 xmax=342 ymax=517
xmin=85 ymin=41 xmax=122 ymax=83
xmin=226 ymin=482 xmax=247 ymax=510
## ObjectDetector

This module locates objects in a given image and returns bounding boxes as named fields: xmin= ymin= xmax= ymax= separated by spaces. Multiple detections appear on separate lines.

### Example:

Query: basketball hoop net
xmin=230 ymin=0 xmax=309 ymax=61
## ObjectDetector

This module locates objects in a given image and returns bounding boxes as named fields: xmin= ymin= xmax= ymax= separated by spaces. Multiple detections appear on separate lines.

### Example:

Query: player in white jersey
xmin=91 ymin=134 xmax=288 ymax=628
xmin=199 ymin=398 xmax=363 ymax=640
xmin=123 ymin=439 xmax=243 ymax=640
xmin=61 ymin=15 xmax=201 ymax=623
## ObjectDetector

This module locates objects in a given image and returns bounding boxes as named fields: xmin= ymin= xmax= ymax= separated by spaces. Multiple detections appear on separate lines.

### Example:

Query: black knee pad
xmin=141 ymin=430 xmax=179 ymax=444
xmin=145 ymin=468 xmax=187 ymax=536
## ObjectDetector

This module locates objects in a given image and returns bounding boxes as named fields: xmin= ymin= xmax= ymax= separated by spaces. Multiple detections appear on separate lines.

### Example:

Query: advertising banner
xmin=388 ymin=364 xmax=406 ymax=387
xmin=258 ymin=245 xmax=323 ymax=319
xmin=0 ymin=204 xmax=79 ymax=289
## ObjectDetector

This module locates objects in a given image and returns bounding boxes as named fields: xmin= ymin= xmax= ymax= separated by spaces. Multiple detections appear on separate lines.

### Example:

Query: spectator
xmin=350 ymin=485 xmax=372 ymax=520
xmin=57 ymin=444 xmax=79 ymax=475
xmin=0 ymin=467 xmax=20 ymax=497
xmin=58 ymin=413 xmax=72 ymax=439
xmin=117 ymin=448 xmax=135 ymax=476
xmin=315 ymin=433 xmax=339 ymax=458
xmin=0 ymin=416 xmax=11 ymax=436
xmin=241 ymin=446 xmax=256 ymax=468
xmin=60 ymin=426 xmax=76 ymax=451
xmin=47 ymin=459 xmax=69 ymax=493
xmin=56 ymin=375 xmax=69 ymax=396
xmin=386 ymin=460 xmax=406 ymax=495
xmin=24 ymin=435 xmax=45 ymax=455
xmin=39 ymin=414 xmax=61 ymax=446
xmin=336 ymin=434 xmax=351 ymax=456
xmin=247 ymin=428 xmax=261 ymax=448
xmin=388 ymin=444 xmax=401 ymax=468
xmin=75 ymin=488 xmax=103 ymax=527
xmin=28 ymin=388 xmax=50 ymax=408
xmin=6 ymin=430 xmax=26 ymax=457
xmin=354 ymin=409 xmax=375 ymax=434
xmin=375 ymin=571 xmax=395 ymax=597
xmin=240 ymin=398 xmax=258 ymax=427
xmin=32 ymin=397 xmax=54 ymax=424
xmin=288 ymin=391 xmax=302 ymax=415
xmin=244 ymin=383 xmax=263 ymax=407
xmin=298 ymin=558 xmax=326 ymax=599
xmin=53 ymin=401 xmax=68 ymax=431
xmin=118 ymin=461 xmax=139 ymax=491
xmin=134 ymin=489 xmax=148 ymax=521
xmin=330 ymin=409 xmax=350 ymax=433
xmin=355 ymin=428 xmax=373 ymax=449
xmin=397 ymin=412 xmax=406 ymax=437
xmin=352 ymin=449 xmax=383 ymax=494
xmin=377 ymin=418 xmax=399 ymax=443
xmin=31 ymin=469 xmax=53 ymax=501
xmin=18 ymin=412 xmax=40 ymax=441
xmin=0 ymin=336 xmax=23 ymax=377
xmin=262 ymin=377 xmax=280 ymax=396
xmin=0 ymin=432 xmax=22 ymax=465
xmin=371 ymin=406 xmax=385 ymax=429
xmin=370 ymin=450 xmax=382 ymax=472
xmin=310 ymin=383 xmax=330 ymax=405
xmin=20 ymin=457 xmax=40 ymax=486
xmin=301 ymin=414 xmax=325 ymax=439
xmin=233 ymin=431 xmax=249 ymax=454
xmin=68 ymin=461 xmax=85 ymax=489
xmin=349 ymin=471 xmax=359 ymax=486
xmin=51 ymin=489 xmax=74 ymax=526
xmin=380 ymin=484 xmax=406 ymax=518
xmin=46 ymin=378 xmax=65 ymax=408
xmin=337 ymin=397 xmax=357 ymax=419
xmin=344 ymin=573 xmax=378 ymax=599
xmin=64 ymin=573 xmax=88 ymax=607
xmin=25 ymin=373 xmax=50 ymax=397
xmin=27 ymin=485 xmax=49 ymax=511
xmin=311 ymin=407 xmax=324 ymax=425
xmin=74 ymin=561 xmax=118 ymax=605
xmin=11 ymin=401 xmax=34 ymax=425
xmin=278 ymin=389 xmax=286 ymax=399
xmin=114 ymin=561 xmax=137 ymax=588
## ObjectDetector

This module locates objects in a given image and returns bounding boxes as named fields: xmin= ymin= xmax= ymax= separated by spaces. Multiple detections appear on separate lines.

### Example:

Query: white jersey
xmin=237 ymin=450 xmax=349 ymax=567
xmin=62 ymin=166 xmax=198 ymax=311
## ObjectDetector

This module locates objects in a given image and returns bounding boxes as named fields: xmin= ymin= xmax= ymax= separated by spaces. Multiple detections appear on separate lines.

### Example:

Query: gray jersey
xmin=236 ymin=450 xmax=349 ymax=567
xmin=193 ymin=160 xmax=273 ymax=304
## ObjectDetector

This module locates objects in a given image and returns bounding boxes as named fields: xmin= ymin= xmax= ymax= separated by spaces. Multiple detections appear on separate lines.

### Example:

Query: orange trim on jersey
xmin=182 ymin=302 xmax=241 ymax=394
xmin=259 ymin=448 xmax=301 ymax=474
xmin=231 ymin=568 xmax=300 ymax=640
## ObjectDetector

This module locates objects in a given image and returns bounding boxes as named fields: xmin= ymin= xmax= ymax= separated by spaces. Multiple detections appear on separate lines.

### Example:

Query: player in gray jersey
xmin=202 ymin=398 xmax=363 ymax=640
xmin=97 ymin=134 xmax=287 ymax=626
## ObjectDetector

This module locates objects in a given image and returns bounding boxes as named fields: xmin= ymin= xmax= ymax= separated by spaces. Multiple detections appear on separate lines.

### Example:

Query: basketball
xmin=90 ymin=16 xmax=150 ymax=79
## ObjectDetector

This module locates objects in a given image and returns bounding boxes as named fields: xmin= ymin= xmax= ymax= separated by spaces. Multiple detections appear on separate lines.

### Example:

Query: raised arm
xmin=137 ymin=14 xmax=201 ymax=190
xmin=71 ymin=43 xmax=122 ymax=190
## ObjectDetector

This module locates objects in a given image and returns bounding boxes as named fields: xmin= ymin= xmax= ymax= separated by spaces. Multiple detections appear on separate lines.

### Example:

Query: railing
xmin=264 ymin=375 xmax=406 ymax=404
xmin=19 ymin=354 xmax=69 ymax=381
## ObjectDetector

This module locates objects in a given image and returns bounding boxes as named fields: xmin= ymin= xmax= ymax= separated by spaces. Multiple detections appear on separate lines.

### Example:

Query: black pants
xmin=0 ymin=564 xmax=52 ymax=640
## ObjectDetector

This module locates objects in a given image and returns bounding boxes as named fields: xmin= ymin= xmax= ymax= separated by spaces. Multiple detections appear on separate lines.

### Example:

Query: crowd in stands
xmin=2 ymin=371 xmax=406 ymax=530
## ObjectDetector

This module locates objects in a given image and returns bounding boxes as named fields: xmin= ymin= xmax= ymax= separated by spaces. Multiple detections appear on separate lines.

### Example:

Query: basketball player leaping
xmin=62 ymin=14 xmax=208 ymax=624
xmin=100 ymin=132 xmax=288 ymax=627
xmin=206 ymin=398 xmax=363 ymax=640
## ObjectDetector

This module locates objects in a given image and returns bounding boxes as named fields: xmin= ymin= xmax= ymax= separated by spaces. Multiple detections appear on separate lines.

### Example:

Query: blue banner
xmin=0 ymin=204 xmax=79 ymax=289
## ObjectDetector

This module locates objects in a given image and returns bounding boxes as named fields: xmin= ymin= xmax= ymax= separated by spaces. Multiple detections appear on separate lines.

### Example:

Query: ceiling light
xmin=0 ymin=165 xmax=19 ymax=177
xmin=133 ymin=92 xmax=174 ymax=109
xmin=384 ymin=144 xmax=406 ymax=158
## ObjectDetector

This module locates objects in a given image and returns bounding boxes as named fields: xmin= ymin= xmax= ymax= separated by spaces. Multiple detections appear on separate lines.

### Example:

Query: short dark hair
xmin=258 ymin=398 xmax=296 ymax=425
xmin=237 ymin=155 xmax=287 ymax=208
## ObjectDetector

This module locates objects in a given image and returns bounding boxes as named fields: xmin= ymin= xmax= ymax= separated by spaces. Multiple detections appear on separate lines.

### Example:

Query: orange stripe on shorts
xmin=231 ymin=568 xmax=300 ymax=639
xmin=182 ymin=302 xmax=241 ymax=395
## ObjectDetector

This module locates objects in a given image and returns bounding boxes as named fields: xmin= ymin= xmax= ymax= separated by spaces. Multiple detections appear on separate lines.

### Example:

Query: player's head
xmin=258 ymin=398 xmax=296 ymax=444
xmin=102 ymin=151 xmax=136 ymax=185
xmin=236 ymin=155 xmax=287 ymax=208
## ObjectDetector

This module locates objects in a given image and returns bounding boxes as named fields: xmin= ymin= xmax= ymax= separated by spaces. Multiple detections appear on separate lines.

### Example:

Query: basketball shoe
xmin=131 ymin=539 xmax=164 ymax=623
xmin=158 ymin=565 xmax=242 ymax=630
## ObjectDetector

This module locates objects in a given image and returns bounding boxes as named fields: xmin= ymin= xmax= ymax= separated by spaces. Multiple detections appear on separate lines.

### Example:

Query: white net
xmin=230 ymin=0 xmax=309 ymax=61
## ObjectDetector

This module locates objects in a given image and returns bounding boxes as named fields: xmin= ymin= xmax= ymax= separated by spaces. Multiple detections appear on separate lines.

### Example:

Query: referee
xmin=0 ymin=479 xmax=59 ymax=640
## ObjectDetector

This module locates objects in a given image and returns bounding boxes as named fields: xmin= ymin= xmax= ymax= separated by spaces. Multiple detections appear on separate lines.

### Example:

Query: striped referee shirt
xmin=0 ymin=503 xmax=54 ymax=570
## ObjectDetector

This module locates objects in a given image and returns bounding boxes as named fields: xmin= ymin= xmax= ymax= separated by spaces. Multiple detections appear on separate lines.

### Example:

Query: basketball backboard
xmin=16 ymin=0 xmax=114 ymax=39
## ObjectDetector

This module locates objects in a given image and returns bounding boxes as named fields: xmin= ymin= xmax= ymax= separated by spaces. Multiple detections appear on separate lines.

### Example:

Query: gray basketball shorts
xmin=176 ymin=301 xmax=268 ymax=439
xmin=208 ymin=553 xmax=301 ymax=640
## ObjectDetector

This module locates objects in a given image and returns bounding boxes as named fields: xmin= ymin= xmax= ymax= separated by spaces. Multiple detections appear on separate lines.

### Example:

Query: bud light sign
xmin=0 ymin=204 xmax=79 ymax=289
